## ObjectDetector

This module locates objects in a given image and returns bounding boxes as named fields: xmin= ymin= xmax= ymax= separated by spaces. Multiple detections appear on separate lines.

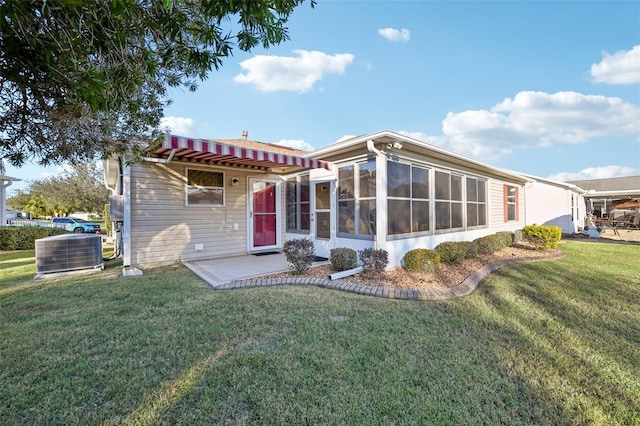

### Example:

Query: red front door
xmin=252 ymin=181 xmax=277 ymax=247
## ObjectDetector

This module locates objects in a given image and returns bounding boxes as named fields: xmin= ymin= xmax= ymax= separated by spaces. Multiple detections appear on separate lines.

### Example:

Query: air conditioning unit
xmin=35 ymin=234 xmax=103 ymax=275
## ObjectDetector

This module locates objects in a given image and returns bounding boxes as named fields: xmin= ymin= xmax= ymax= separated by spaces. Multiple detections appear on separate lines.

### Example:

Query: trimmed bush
xmin=495 ymin=231 xmax=515 ymax=248
xmin=521 ymin=225 xmax=562 ymax=250
xmin=0 ymin=226 xmax=69 ymax=251
xmin=403 ymin=248 xmax=440 ymax=273
xmin=473 ymin=235 xmax=498 ymax=255
xmin=330 ymin=247 xmax=358 ymax=272
xmin=435 ymin=241 xmax=473 ymax=264
xmin=463 ymin=241 xmax=478 ymax=259
xmin=283 ymin=238 xmax=315 ymax=275
xmin=359 ymin=248 xmax=388 ymax=276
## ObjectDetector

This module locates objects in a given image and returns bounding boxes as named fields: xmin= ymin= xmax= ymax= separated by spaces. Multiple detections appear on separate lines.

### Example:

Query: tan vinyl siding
xmin=129 ymin=162 xmax=262 ymax=266
xmin=488 ymin=179 xmax=525 ymax=232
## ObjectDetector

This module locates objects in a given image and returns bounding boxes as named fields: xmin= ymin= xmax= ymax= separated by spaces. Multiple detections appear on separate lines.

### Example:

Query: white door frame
xmin=247 ymin=177 xmax=282 ymax=252
xmin=310 ymin=179 xmax=335 ymax=258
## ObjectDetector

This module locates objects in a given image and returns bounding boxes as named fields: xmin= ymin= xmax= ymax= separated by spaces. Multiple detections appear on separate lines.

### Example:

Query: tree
xmin=0 ymin=0 xmax=313 ymax=167
xmin=6 ymin=189 xmax=31 ymax=211
xmin=24 ymin=193 xmax=47 ymax=219
xmin=8 ymin=162 xmax=110 ymax=216
xmin=29 ymin=163 xmax=110 ymax=215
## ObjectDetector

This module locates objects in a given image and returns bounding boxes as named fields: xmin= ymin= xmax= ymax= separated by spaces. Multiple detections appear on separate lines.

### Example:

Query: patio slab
xmin=184 ymin=252 xmax=291 ymax=287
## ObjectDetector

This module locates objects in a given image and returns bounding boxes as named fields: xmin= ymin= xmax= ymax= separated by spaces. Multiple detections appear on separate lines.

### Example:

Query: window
xmin=338 ymin=160 xmax=376 ymax=236
xmin=387 ymin=161 xmax=430 ymax=235
xmin=466 ymin=177 xmax=487 ymax=228
xmin=187 ymin=169 xmax=224 ymax=206
xmin=504 ymin=185 xmax=518 ymax=221
xmin=286 ymin=175 xmax=310 ymax=232
xmin=435 ymin=170 xmax=463 ymax=231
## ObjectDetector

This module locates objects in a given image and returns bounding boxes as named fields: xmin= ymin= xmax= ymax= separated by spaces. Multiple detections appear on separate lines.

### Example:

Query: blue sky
xmin=4 ymin=0 xmax=640 ymax=194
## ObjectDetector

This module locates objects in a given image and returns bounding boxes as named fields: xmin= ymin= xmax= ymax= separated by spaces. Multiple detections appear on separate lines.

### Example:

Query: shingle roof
xmin=566 ymin=176 xmax=640 ymax=192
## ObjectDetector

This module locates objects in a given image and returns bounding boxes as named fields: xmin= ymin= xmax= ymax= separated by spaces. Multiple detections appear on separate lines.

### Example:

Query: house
xmin=1 ymin=174 xmax=21 ymax=226
xmin=521 ymin=174 xmax=587 ymax=234
xmin=104 ymin=130 xmax=551 ymax=271
xmin=566 ymin=176 xmax=640 ymax=217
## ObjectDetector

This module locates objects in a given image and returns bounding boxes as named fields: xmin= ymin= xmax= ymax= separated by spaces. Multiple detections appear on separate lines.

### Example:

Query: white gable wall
xmin=524 ymin=180 xmax=584 ymax=234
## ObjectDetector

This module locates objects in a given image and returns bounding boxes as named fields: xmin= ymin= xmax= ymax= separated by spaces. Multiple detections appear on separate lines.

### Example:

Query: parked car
xmin=51 ymin=217 xmax=102 ymax=234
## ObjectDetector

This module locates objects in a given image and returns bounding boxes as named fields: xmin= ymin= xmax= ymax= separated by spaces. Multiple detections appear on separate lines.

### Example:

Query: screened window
xmin=504 ymin=185 xmax=518 ymax=221
xmin=387 ymin=161 xmax=430 ymax=235
xmin=338 ymin=160 xmax=376 ymax=236
xmin=286 ymin=175 xmax=310 ymax=232
xmin=435 ymin=170 xmax=463 ymax=230
xmin=466 ymin=177 xmax=487 ymax=228
xmin=187 ymin=169 xmax=224 ymax=206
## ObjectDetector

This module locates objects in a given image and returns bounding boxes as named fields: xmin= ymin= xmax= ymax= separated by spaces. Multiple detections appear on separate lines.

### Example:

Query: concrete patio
xmin=183 ymin=252 xmax=334 ymax=287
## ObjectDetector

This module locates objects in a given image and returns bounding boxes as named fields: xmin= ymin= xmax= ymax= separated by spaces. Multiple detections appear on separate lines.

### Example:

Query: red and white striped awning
xmin=152 ymin=134 xmax=331 ymax=171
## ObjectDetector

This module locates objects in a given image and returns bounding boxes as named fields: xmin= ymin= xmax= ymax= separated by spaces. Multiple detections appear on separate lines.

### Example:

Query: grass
xmin=0 ymin=241 xmax=638 ymax=425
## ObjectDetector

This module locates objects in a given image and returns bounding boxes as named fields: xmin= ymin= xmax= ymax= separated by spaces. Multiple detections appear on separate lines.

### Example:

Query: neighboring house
xmin=105 ymin=130 xmax=534 ymax=270
xmin=1 ymin=174 xmax=21 ymax=226
xmin=522 ymin=174 xmax=587 ymax=234
xmin=566 ymin=176 xmax=640 ymax=216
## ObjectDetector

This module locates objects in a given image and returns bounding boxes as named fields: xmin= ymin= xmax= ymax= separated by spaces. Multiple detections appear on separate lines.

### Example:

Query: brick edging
xmin=215 ymin=250 xmax=567 ymax=300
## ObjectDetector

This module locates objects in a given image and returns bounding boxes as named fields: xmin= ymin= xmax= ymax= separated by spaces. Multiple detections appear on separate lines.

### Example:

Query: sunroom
xmin=285 ymin=131 xmax=528 ymax=267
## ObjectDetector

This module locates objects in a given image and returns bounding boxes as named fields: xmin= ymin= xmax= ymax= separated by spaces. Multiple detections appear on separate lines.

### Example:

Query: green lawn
xmin=1 ymin=241 xmax=638 ymax=425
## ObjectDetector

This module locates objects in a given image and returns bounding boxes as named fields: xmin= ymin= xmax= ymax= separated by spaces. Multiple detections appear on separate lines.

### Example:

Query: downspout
xmin=121 ymin=158 xmax=137 ymax=274
xmin=367 ymin=140 xmax=387 ymax=252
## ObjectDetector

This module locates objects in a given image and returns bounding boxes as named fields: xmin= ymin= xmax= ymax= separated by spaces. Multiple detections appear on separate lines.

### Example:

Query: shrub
xmin=0 ymin=226 xmax=69 ymax=251
xmin=521 ymin=225 xmax=562 ymax=250
xmin=435 ymin=241 xmax=473 ymax=264
xmin=359 ymin=248 xmax=388 ymax=276
xmin=496 ymin=231 xmax=515 ymax=248
xmin=463 ymin=241 xmax=478 ymax=259
xmin=283 ymin=238 xmax=315 ymax=275
xmin=330 ymin=247 xmax=358 ymax=272
xmin=473 ymin=235 xmax=498 ymax=255
xmin=403 ymin=249 xmax=440 ymax=273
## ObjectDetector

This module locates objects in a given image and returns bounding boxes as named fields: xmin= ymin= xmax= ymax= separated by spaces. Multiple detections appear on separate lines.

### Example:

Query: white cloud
xmin=590 ymin=45 xmax=640 ymax=85
xmin=439 ymin=91 xmax=640 ymax=162
xmin=234 ymin=50 xmax=354 ymax=93
xmin=378 ymin=28 xmax=411 ymax=43
xmin=547 ymin=166 xmax=640 ymax=182
xmin=160 ymin=116 xmax=197 ymax=136
xmin=274 ymin=139 xmax=315 ymax=152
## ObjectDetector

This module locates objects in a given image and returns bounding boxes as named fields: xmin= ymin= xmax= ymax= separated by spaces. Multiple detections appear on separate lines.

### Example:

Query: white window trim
xmin=185 ymin=168 xmax=225 ymax=207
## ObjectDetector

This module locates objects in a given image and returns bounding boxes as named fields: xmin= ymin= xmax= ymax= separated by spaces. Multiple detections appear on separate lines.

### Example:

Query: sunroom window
xmin=435 ymin=170 xmax=463 ymax=231
xmin=466 ymin=177 xmax=487 ymax=227
xmin=286 ymin=175 xmax=310 ymax=232
xmin=387 ymin=161 xmax=430 ymax=235
xmin=338 ymin=160 xmax=376 ymax=237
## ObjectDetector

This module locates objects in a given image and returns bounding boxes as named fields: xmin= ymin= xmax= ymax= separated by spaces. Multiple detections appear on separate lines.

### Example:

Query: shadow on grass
xmin=451 ymin=242 xmax=640 ymax=425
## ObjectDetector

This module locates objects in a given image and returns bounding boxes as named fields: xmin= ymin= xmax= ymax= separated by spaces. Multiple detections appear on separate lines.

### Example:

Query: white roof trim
xmin=305 ymin=130 xmax=528 ymax=183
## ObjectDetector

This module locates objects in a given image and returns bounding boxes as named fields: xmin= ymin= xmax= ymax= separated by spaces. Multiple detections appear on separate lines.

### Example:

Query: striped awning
xmin=153 ymin=134 xmax=331 ymax=171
